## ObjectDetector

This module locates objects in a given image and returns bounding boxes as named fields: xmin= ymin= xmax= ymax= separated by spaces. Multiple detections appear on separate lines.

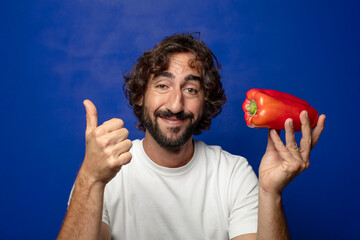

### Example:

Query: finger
xmin=311 ymin=114 xmax=326 ymax=149
xmin=270 ymin=129 xmax=292 ymax=160
xmin=299 ymin=111 xmax=312 ymax=159
xmin=266 ymin=129 xmax=276 ymax=151
xmin=113 ymin=140 xmax=133 ymax=166
xmin=266 ymin=129 xmax=281 ymax=151
xmin=106 ymin=139 xmax=132 ymax=169
xmin=118 ymin=151 xmax=132 ymax=166
xmin=101 ymin=118 xmax=125 ymax=133
xmin=114 ymin=139 xmax=133 ymax=157
xmin=104 ymin=127 xmax=130 ymax=145
xmin=285 ymin=118 xmax=300 ymax=156
xmin=83 ymin=99 xmax=98 ymax=132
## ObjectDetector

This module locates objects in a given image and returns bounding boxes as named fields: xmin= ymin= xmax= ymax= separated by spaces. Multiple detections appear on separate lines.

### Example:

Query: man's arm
xmin=233 ymin=111 xmax=325 ymax=240
xmin=256 ymin=190 xmax=290 ymax=239
xmin=57 ymin=100 xmax=132 ymax=240
xmin=57 ymin=173 xmax=106 ymax=240
xmin=256 ymin=111 xmax=325 ymax=240
xmin=231 ymin=190 xmax=289 ymax=240
xmin=101 ymin=222 xmax=111 ymax=240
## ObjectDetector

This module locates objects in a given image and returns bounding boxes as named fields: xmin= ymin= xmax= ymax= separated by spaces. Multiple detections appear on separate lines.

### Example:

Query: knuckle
xmin=108 ymin=158 xmax=120 ymax=169
xmin=118 ymin=139 xmax=132 ymax=153
xmin=304 ymin=160 xmax=310 ymax=169
xmin=93 ymin=127 xmax=103 ymax=138
xmin=104 ymin=147 xmax=112 ymax=157
xmin=281 ymin=146 xmax=289 ymax=153
xmin=287 ymin=142 xmax=298 ymax=151
xmin=292 ymin=160 xmax=309 ymax=172
xmin=121 ymin=152 xmax=132 ymax=165
xmin=300 ymin=162 xmax=306 ymax=170
xmin=100 ymin=138 xmax=110 ymax=148
xmin=124 ymin=138 xmax=132 ymax=148
xmin=291 ymin=161 xmax=302 ymax=172
xmin=305 ymin=136 xmax=312 ymax=145
xmin=122 ymin=128 xmax=129 ymax=138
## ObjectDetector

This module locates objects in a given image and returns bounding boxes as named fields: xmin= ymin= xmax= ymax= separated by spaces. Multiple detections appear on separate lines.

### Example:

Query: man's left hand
xmin=258 ymin=110 xmax=326 ymax=195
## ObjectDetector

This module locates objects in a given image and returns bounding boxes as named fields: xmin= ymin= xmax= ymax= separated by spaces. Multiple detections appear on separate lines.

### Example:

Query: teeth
xmin=164 ymin=117 xmax=180 ymax=120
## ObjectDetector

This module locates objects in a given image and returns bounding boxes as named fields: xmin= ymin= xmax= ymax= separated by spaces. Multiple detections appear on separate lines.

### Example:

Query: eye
xmin=185 ymin=88 xmax=199 ymax=94
xmin=156 ymin=84 xmax=168 ymax=89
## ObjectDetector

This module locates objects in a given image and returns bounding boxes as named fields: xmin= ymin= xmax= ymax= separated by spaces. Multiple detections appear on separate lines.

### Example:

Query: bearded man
xmin=58 ymin=33 xmax=326 ymax=240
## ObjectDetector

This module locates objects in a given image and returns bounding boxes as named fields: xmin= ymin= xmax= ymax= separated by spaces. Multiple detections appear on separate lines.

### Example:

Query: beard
xmin=142 ymin=106 xmax=201 ymax=150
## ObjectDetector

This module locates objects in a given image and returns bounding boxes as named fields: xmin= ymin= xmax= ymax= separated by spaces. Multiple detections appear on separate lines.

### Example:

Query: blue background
xmin=1 ymin=0 xmax=359 ymax=239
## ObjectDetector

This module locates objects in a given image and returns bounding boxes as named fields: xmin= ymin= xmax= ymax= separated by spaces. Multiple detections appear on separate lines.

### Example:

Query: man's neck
xmin=142 ymin=132 xmax=195 ymax=168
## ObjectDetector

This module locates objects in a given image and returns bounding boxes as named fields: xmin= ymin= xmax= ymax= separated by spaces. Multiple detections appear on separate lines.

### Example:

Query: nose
xmin=165 ymin=88 xmax=184 ymax=114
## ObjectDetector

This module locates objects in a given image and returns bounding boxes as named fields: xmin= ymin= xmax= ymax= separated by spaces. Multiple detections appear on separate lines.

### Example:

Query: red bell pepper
xmin=242 ymin=89 xmax=319 ymax=131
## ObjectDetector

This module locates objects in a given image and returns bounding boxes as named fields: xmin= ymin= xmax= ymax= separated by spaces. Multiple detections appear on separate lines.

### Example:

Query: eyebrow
xmin=153 ymin=72 xmax=174 ymax=79
xmin=185 ymin=74 xmax=202 ymax=82
xmin=153 ymin=72 xmax=202 ymax=82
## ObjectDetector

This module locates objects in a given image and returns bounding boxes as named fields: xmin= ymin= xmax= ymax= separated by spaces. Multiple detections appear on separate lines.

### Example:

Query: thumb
xmin=83 ymin=99 xmax=98 ymax=131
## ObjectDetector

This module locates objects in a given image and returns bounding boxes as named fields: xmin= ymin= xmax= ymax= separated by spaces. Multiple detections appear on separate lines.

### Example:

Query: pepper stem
xmin=247 ymin=101 xmax=257 ymax=116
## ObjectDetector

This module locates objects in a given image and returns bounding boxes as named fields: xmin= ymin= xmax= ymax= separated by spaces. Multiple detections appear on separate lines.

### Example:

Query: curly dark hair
xmin=123 ymin=33 xmax=227 ymax=135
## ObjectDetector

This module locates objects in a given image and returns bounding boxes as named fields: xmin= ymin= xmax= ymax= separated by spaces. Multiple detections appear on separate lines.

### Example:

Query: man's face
xmin=141 ymin=52 xmax=204 ymax=150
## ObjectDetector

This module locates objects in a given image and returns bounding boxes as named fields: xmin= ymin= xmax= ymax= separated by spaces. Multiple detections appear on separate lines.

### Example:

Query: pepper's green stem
xmin=247 ymin=101 xmax=257 ymax=116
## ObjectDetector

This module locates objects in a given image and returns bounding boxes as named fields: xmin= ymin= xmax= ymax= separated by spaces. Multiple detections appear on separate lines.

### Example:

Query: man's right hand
xmin=79 ymin=99 xmax=132 ymax=185
xmin=57 ymin=99 xmax=129 ymax=239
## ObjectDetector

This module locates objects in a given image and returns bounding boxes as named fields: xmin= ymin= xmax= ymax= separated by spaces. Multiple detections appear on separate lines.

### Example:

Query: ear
xmin=136 ymin=95 xmax=144 ymax=106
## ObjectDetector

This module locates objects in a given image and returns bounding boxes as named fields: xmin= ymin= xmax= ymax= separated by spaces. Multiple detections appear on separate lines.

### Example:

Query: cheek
xmin=186 ymin=100 xmax=204 ymax=116
xmin=144 ymin=91 xmax=166 ymax=108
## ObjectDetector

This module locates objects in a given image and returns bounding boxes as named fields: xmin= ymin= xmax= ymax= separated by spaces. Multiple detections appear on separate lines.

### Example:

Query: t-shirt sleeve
xmin=102 ymin=187 xmax=110 ymax=226
xmin=227 ymin=157 xmax=258 ymax=238
xmin=67 ymin=184 xmax=75 ymax=208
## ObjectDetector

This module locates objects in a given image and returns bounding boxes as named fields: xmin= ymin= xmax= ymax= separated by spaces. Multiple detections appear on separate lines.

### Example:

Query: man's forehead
xmin=147 ymin=52 xmax=202 ymax=85
xmin=167 ymin=52 xmax=201 ymax=74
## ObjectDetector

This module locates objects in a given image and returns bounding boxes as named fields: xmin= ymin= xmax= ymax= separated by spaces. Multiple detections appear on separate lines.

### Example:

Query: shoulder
xmin=196 ymin=140 xmax=249 ymax=167
xmin=196 ymin=140 xmax=257 ymax=184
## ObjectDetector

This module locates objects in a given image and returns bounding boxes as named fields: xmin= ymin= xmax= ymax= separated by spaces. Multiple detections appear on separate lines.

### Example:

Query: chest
xmin=104 ymin=159 xmax=229 ymax=239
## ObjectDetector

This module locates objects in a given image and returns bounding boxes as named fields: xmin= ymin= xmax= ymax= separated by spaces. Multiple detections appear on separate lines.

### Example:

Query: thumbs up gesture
xmin=79 ymin=100 xmax=132 ymax=185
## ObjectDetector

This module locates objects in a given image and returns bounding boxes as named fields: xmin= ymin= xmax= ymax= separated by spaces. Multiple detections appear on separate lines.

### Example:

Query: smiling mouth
xmin=159 ymin=116 xmax=186 ymax=126
xmin=154 ymin=109 xmax=194 ymax=124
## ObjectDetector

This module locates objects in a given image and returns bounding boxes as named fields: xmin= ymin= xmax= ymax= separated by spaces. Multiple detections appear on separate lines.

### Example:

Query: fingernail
xmin=290 ymin=119 xmax=293 ymax=128
xmin=305 ymin=111 xmax=309 ymax=119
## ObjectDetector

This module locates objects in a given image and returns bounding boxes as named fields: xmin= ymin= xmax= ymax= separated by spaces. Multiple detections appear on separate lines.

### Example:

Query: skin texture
xmin=141 ymin=52 xmax=205 ymax=167
xmin=57 ymin=52 xmax=326 ymax=240
xmin=232 ymin=111 xmax=326 ymax=240
xmin=57 ymin=100 xmax=132 ymax=240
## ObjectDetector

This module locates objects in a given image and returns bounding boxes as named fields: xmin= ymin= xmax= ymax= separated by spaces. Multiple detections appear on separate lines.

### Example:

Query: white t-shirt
xmin=102 ymin=139 xmax=258 ymax=239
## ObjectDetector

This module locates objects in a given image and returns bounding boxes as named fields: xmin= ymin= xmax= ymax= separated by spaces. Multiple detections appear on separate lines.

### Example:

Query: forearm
xmin=257 ymin=188 xmax=290 ymax=240
xmin=57 ymin=170 xmax=106 ymax=240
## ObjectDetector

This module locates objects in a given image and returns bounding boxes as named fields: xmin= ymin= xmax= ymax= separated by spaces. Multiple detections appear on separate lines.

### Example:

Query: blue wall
xmin=1 ymin=0 xmax=359 ymax=239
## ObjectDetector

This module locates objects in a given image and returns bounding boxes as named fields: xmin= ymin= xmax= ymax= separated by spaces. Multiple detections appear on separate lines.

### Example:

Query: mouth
xmin=158 ymin=116 xmax=186 ymax=126
xmin=155 ymin=110 xmax=194 ymax=127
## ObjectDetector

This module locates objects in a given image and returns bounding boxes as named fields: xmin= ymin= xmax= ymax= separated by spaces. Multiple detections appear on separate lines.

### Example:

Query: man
xmin=57 ymin=33 xmax=326 ymax=240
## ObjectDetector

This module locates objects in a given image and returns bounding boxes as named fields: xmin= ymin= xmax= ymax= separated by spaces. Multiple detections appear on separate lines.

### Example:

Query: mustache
xmin=154 ymin=109 xmax=194 ymax=120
